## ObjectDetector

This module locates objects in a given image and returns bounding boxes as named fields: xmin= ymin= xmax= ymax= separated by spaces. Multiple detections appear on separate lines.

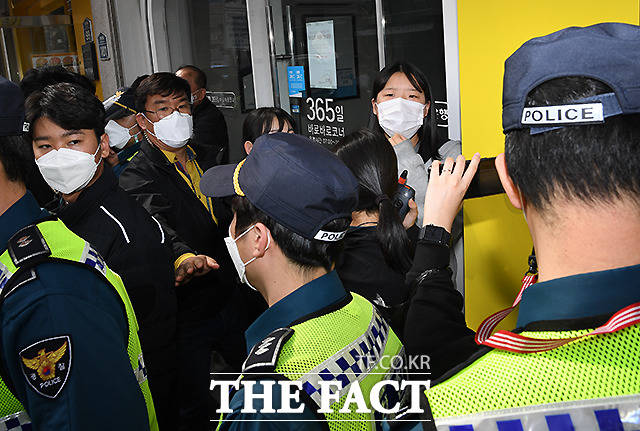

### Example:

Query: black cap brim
xmin=200 ymin=163 xmax=239 ymax=198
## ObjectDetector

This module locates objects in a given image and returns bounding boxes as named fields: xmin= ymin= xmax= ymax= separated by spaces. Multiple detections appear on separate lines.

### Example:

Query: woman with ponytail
xmin=333 ymin=128 xmax=417 ymax=337
xmin=371 ymin=62 xmax=463 ymax=290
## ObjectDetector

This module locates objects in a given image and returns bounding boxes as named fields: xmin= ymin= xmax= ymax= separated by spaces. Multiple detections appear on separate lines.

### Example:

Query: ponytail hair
xmin=333 ymin=128 xmax=411 ymax=272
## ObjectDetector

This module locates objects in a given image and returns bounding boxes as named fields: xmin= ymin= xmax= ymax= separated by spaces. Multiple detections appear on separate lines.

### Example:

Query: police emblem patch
xmin=19 ymin=335 xmax=72 ymax=398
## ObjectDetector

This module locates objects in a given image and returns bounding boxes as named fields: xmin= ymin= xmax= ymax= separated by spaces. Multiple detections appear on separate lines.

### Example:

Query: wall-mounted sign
xmin=208 ymin=92 xmax=236 ymax=109
xmin=82 ymin=18 xmax=93 ymax=43
xmin=97 ymin=33 xmax=110 ymax=61
xmin=81 ymin=42 xmax=99 ymax=81
xmin=305 ymin=97 xmax=345 ymax=147
xmin=306 ymin=20 xmax=337 ymax=90
xmin=32 ymin=53 xmax=79 ymax=73
xmin=287 ymin=66 xmax=305 ymax=98
xmin=433 ymin=101 xmax=449 ymax=128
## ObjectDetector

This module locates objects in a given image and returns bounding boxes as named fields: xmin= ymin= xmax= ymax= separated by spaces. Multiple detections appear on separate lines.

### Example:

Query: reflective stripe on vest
xmin=217 ymin=294 xmax=405 ymax=431
xmin=275 ymin=294 xmax=405 ymax=430
xmin=426 ymin=324 xmax=640 ymax=430
xmin=435 ymin=394 xmax=640 ymax=431
xmin=0 ymin=219 xmax=157 ymax=431
xmin=0 ymin=410 xmax=30 ymax=431
xmin=295 ymin=303 xmax=396 ymax=406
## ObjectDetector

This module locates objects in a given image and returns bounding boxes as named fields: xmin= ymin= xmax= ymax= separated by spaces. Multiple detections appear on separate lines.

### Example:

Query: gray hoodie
xmin=393 ymin=138 xmax=462 ymax=226
xmin=393 ymin=138 xmax=464 ymax=293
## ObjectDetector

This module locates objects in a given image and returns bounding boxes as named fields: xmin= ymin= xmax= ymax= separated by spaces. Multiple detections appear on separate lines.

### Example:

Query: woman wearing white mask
xmin=371 ymin=62 xmax=463 ymax=291
xmin=103 ymin=75 xmax=147 ymax=177
xmin=371 ymin=62 xmax=461 ymax=226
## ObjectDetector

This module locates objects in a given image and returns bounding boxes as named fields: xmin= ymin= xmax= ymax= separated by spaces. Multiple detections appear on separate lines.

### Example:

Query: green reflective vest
xmin=220 ymin=292 xmax=405 ymax=430
xmin=0 ymin=219 xmax=158 ymax=431
xmin=426 ymin=325 xmax=640 ymax=430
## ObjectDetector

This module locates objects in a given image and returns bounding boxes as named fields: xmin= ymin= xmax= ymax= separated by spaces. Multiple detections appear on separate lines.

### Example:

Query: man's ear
xmin=244 ymin=141 xmax=253 ymax=154
xmin=371 ymin=99 xmax=378 ymax=116
xmin=99 ymin=134 xmax=110 ymax=159
xmin=252 ymin=222 xmax=271 ymax=258
xmin=495 ymin=152 xmax=524 ymax=210
xmin=136 ymin=113 xmax=148 ymax=131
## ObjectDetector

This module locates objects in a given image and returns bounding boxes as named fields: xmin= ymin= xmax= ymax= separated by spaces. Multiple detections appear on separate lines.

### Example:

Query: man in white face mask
xmin=1 ymin=76 xmax=156 ymax=431
xmin=103 ymin=75 xmax=148 ymax=178
xmin=25 ymin=82 xmax=180 ymax=429
xmin=120 ymin=72 xmax=247 ymax=430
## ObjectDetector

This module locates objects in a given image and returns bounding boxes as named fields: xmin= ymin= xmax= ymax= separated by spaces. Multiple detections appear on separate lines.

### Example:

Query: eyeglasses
xmin=144 ymin=104 xmax=191 ymax=120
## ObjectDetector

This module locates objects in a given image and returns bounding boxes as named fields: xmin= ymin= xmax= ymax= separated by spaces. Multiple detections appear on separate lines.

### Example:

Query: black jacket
xmin=192 ymin=97 xmax=229 ymax=170
xmin=118 ymin=138 xmax=235 ymax=317
xmin=403 ymin=239 xmax=479 ymax=380
xmin=55 ymin=165 xmax=177 ymax=351
xmin=336 ymin=226 xmax=411 ymax=336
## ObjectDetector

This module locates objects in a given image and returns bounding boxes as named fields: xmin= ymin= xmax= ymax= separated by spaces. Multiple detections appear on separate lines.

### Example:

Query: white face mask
xmin=376 ymin=98 xmax=426 ymax=139
xmin=35 ymin=144 xmax=102 ymax=195
xmin=105 ymin=120 xmax=140 ymax=150
xmin=143 ymin=111 xmax=193 ymax=148
xmin=224 ymin=224 xmax=270 ymax=291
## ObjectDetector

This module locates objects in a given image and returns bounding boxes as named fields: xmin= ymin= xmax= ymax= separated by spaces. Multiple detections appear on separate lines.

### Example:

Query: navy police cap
xmin=0 ymin=76 xmax=28 ymax=137
xmin=502 ymin=22 xmax=640 ymax=134
xmin=200 ymin=133 xmax=359 ymax=242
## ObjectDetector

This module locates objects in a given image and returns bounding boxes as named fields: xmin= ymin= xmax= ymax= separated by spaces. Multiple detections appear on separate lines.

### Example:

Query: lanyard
xmin=475 ymin=254 xmax=640 ymax=353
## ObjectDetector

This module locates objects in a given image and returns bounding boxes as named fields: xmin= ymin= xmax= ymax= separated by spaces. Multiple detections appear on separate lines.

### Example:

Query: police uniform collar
xmin=0 ymin=191 xmax=49 ymax=253
xmin=244 ymin=271 xmax=348 ymax=352
xmin=516 ymin=264 xmax=640 ymax=329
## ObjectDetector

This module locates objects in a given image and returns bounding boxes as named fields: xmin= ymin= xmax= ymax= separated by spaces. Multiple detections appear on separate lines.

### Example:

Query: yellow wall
xmin=458 ymin=1 xmax=640 ymax=330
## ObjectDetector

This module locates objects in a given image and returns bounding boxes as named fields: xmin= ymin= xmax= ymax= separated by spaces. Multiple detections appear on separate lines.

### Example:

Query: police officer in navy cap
xmin=421 ymin=22 xmax=640 ymax=430
xmin=0 ymin=76 xmax=158 ymax=429
xmin=201 ymin=132 xmax=407 ymax=429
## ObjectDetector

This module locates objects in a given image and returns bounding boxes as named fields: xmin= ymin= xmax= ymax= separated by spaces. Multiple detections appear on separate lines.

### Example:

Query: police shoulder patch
xmin=243 ymin=327 xmax=294 ymax=373
xmin=19 ymin=335 xmax=72 ymax=398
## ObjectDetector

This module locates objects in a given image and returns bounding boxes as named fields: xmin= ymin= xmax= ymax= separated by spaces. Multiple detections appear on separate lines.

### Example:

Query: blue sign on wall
xmin=287 ymin=66 xmax=305 ymax=98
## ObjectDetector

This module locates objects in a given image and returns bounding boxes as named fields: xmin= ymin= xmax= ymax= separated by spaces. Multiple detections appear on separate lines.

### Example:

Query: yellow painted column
xmin=457 ymin=1 xmax=640 ymax=330
xmin=70 ymin=0 xmax=103 ymax=99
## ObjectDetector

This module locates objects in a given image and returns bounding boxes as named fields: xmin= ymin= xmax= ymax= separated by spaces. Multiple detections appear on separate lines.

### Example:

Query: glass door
xmin=164 ymin=0 xmax=255 ymax=163
xmin=267 ymin=0 xmax=380 ymax=148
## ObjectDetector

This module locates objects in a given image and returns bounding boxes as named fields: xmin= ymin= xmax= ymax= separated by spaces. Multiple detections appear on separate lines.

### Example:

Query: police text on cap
xmin=521 ymin=103 xmax=604 ymax=126
xmin=313 ymin=230 xmax=347 ymax=242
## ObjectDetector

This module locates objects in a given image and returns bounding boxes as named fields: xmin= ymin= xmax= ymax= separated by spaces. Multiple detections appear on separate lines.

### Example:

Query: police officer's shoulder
xmin=243 ymin=327 xmax=294 ymax=374
xmin=1 ymin=224 xmax=125 ymax=320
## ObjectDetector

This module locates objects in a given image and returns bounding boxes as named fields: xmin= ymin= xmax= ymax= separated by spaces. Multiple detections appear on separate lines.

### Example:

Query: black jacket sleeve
xmin=118 ymin=169 xmax=193 ymax=260
xmin=404 ymin=240 xmax=479 ymax=380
